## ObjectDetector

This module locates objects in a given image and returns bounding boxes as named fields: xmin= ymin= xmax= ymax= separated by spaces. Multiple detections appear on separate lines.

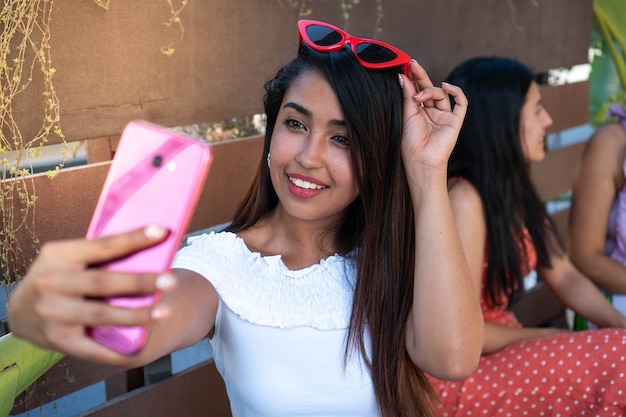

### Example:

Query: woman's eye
xmin=332 ymin=135 xmax=350 ymax=147
xmin=284 ymin=119 xmax=305 ymax=130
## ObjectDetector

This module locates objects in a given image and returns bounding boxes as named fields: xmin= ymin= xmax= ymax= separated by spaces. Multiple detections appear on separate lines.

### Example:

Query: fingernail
xmin=156 ymin=273 xmax=176 ymax=290
xmin=442 ymin=81 xmax=453 ymax=87
xmin=151 ymin=305 xmax=171 ymax=320
xmin=144 ymin=225 xmax=167 ymax=238
xmin=411 ymin=58 xmax=418 ymax=65
xmin=398 ymin=74 xmax=404 ymax=89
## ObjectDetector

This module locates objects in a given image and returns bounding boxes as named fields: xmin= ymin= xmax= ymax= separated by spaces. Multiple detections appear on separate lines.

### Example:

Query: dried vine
xmin=91 ymin=0 xmax=188 ymax=56
xmin=161 ymin=0 xmax=188 ymax=56
xmin=1 ymin=0 xmax=65 ymax=291
xmin=92 ymin=0 xmax=110 ymax=9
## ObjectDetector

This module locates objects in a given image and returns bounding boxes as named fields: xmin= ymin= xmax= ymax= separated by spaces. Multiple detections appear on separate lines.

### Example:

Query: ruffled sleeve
xmin=172 ymin=231 xmax=357 ymax=330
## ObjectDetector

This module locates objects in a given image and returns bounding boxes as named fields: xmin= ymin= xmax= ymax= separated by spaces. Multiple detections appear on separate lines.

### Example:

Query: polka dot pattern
xmin=428 ymin=329 xmax=626 ymax=416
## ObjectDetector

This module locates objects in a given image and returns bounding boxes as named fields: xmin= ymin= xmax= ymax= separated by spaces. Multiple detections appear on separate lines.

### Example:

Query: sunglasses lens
xmin=355 ymin=43 xmax=398 ymax=64
xmin=305 ymin=25 xmax=343 ymax=47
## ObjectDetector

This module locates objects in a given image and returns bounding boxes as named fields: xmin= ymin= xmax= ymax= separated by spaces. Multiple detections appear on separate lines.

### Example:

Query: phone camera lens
xmin=153 ymin=155 xmax=163 ymax=167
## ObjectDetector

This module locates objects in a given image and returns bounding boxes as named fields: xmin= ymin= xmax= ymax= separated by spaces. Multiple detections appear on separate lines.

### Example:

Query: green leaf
xmin=596 ymin=0 xmax=626 ymax=41
xmin=0 ymin=333 xmax=64 ymax=415
xmin=590 ymin=0 xmax=626 ymax=126
xmin=589 ymin=42 xmax=622 ymax=125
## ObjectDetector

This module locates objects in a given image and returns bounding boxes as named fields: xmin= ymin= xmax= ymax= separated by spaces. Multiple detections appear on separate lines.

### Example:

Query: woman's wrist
xmin=404 ymin=162 xmax=448 ymax=190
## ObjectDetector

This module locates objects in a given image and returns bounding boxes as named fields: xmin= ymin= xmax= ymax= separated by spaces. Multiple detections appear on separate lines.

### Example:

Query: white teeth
xmin=289 ymin=177 xmax=326 ymax=190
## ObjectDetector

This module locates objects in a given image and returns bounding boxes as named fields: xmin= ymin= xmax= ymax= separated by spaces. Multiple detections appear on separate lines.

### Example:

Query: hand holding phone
xmin=85 ymin=120 xmax=213 ymax=355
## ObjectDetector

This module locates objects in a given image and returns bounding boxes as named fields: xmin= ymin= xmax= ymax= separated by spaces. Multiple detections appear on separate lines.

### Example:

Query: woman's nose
xmin=296 ymin=133 xmax=325 ymax=168
xmin=543 ymin=109 xmax=553 ymax=128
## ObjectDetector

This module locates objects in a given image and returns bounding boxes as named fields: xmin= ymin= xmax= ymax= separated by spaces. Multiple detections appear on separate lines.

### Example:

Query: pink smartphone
xmin=85 ymin=120 xmax=213 ymax=355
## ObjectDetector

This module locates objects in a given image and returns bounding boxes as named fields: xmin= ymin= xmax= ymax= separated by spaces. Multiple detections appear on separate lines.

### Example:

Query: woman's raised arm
xmin=399 ymin=60 xmax=483 ymax=381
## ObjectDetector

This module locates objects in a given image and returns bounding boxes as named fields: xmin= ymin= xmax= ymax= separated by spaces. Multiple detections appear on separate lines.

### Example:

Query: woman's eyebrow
xmin=284 ymin=101 xmax=310 ymax=116
xmin=283 ymin=101 xmax=346 ymax=127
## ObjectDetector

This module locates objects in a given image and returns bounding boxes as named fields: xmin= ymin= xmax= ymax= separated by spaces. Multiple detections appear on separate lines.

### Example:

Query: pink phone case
xmin=85 ymin=120 xmax=213 ymax=355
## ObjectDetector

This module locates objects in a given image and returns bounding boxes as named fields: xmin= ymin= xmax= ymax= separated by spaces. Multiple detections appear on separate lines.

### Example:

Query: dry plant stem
xmin=0 ymin=0 xmax=65 ymax=291
xmin=92 ymin=0 xmax=110 ymax=10
xmin=91 ymin=0 xmax=186 ymax=56
xmin=161 ymin=0 xmax=188 ymax=56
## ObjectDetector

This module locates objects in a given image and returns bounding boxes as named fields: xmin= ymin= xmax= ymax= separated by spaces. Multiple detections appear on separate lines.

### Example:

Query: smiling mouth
xmin=289 ymin=176 xmax=327 ymax=190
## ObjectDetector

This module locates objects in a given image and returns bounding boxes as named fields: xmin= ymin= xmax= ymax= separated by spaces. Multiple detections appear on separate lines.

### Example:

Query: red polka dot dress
xmin=428 ymin=230 xmax=626 ymax=416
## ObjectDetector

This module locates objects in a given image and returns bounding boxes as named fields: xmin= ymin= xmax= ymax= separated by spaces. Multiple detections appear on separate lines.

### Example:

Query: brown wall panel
xmin=2 ymin=163 xmax=108 ymax=277
xmin=10 ymin=1 xmax=592 ymax=146
xmin=337 ymin=0 xmax=593 ymax=85
xmin=18 ymin=164 xmax=110 ymax=261
xmin=85 ymin=136 xmax=117 ymax=163
xmin=189 ymin=136 xmax=263 ymax=232
xmin=541 ymin=81 xmax=590 ymax=134
xmin=511 ymin=281 xmax=566 ymax=328
xmin=550 ymin=208 xmax=571 ymax=251
xmin=530 ymin=141 xmax=586 ymax=201
xmin=13 ymin=1 xmax=299 ymax=145
xmin=81 ymin=361 xmax=231 ymax=417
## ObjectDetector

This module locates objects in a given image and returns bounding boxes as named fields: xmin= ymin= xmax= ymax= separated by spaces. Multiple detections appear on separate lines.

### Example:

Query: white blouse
xmin=172 ymin=231 xmax=378 ymax=417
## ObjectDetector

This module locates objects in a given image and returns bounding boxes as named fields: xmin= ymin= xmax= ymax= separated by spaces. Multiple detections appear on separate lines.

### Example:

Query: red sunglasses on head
xmin=298 ymin=20 xmax=411 ymax=76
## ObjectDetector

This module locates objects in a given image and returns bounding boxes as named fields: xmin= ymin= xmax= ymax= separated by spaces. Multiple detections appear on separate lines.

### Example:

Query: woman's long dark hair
xmin=446 ymin=56 xmax=561 ymax=308
xmin=227 ymin=44 xmax=438 ymax=417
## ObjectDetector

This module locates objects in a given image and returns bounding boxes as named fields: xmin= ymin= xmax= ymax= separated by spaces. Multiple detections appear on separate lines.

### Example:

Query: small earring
xmin=267 ymin=153 xmax=271 ymax=168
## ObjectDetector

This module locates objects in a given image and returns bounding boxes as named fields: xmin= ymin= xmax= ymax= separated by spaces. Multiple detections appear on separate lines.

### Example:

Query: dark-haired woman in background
xmin=427 ymin=56 xmax=626 ymax=416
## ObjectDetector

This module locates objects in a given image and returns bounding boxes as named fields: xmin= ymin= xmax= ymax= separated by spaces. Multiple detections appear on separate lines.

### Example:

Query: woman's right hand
xmin=7 ymin=226 xmax=177 ymax=365
xmin=399 ymin=60 xmax=468 ymax=177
